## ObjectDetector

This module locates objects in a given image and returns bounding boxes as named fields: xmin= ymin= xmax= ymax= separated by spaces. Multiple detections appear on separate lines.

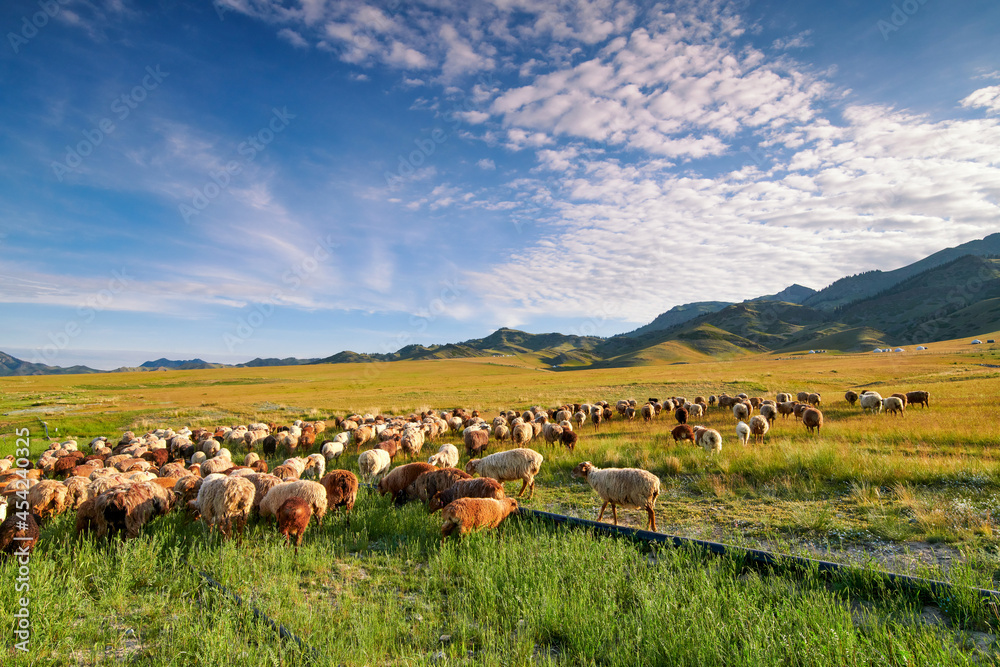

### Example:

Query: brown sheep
xmin=890 ymin=392 xmax=908 ymax=406
xmin=246 ymin=473 xmax=282 ymax=515
xmin=141 ymin=448 xmax=171 ymax=468
xmin=96 ymin=482 xmax=174 ymax=540
xmin=75 ymin=498 xmax=101 ymax=538
xmin=464 ymin=429 xmax=489 ymax=457
xmin=560 ymin=430 xmax=578 ymax=451
xmin=377 ymin=436 xmax=401 ymax=459
xmin=249 ymin=459 xmax=269 ymax=473
xmin=404 ymin=467 xmax=470 ymax=505
xmin=272 ymin=464 xmax=300 ymax=481
xmin=440 ymin=497 xmax=519 ymax=540
xmin=1 ymin=510 xmax=41 ymax=558
xmin=27 ymin=480 xmax=70 ymax=523
xmin=670 ymin=424 xmax=695 ymax=444
xmin=777 ymin=401 xmax=796 ymax=419
xmin=844 ymin=391 xmax=859 ymax=406
xmin=277 ymin=497 xmax=312 ymax=555
xmin=377 ymin=462 xmax=437 ymax=504
xmin=905 ymin=390 xmax=929 ymax=408
xmin=807 ymin=393 xmax=821 ymax=407
xmin=428 ymin=477 xmax=506 ymax=513
xmin=298 ymin=432 xmax=316 ymax=451
xmin=803 ymin=408 xmax=824 ymax=434
xmin=159 ymin=462 xmax=189 ymax=479
xmin=53 ymin=456 xmax=82 ymax=479
xmin=793 ymin=403 xmax=809 ymax=419
xmin=674 ymin=407 xmax=688 ymax=424
xmin=353 ymin=425 xmax=375 ymax=450
xmin=173 ymin=476 xmax=203 ymax=507
xmin=319 ymin=470 xmax=359 ymax=525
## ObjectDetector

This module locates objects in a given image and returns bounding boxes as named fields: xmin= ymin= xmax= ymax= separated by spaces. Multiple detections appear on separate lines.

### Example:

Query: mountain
xmin=622 ymin=301 xmax=731 ymax=338
xmin=752 ymin=283 xmax=816 ymax=304
xmin=137 ymin=358 xmax=228 ymax=371
xmin=803 ymin=233 xmax=1000 ymax=310
xmin=0 ymin=351 xmax=101 ymax=376
xmin=239 ymin=357 xmax=320 ymax=367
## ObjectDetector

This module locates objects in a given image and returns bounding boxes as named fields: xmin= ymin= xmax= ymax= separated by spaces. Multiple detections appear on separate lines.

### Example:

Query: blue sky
xmin=1 ymin=0 xmax=999 ymax=369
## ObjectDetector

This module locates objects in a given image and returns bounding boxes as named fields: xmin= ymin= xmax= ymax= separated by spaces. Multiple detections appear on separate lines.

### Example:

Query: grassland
xmin=1 ymin=334 xmax=999 ymax=664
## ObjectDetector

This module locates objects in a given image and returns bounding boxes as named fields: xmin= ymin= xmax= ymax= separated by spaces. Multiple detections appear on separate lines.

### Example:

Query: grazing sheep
xmin=590 ymin=409 xmax=603 ymax=430
xmin=358 ymin=449 xmax=392 ymax=485
xmin=1 ymin=510 xmax=41 ymax=558
xmin=882 ymin=396 xmax=905 ymax=416
xmin=844 ymin=391 xmax=859 ymax=406
xmin=542 ymin=422 xmax=564 ymax=445
xmin=62 ymin=476 xmax=93 ymax=510
xmin=245 ymin=473 xmax=282 ymax=515
xmin=377 ymin=462 xmax=438 ymax=504
xmin=427 ymin=444 xmax=460 ymax=469
xmin=440 ymin=497 xmax=519 ymax=540
xmin=302 ymin=453 xmax=326 ymax=481
xmin=807 ymin=393 xmax=821 ymax=406
xmin=377 ymin=436 xmax=400 ymax=459
xmin=512 ymin=422 xmax=533 ymax=447
xmin=859 ymin=392 xmax=883 ymax=415
xmin=803 ymin=408 xmax=824 ymax=434
xmin=173 ymin=475 xmax=203 ymax=507
xmin=674 ymin=407 xmax=688 ymax=424
xmin=201 ymin=456 xmax=233 ymax=476
xmin=735 ymin=421 xmax=751 ymax=447
xmin=197 ymin=476 xmax=255 ymax=539
xmin=401 ymin=427 xmax=425 ymax=457
xmin=776 ymin=401 xmax=796 ymax=419
xmin=733 ymin=403 xmax=750 ymax=421
xmin=796 ymin=392 xmax=809 ymax=402
xmin=404 ymin=467 xmax=471 ymax=504
xmin=560 ymin=430 xmax=578 ymax=451
xmin=277 ymin=497 xmax=312 ymax=555
xmin=27 ymin=480 xmax=70 ymax=523
xmin=759 ymin=404 xmax=777 ymax=424
xmin=464 ymin=428 xmax=489 ymax=457
xmin=465 ymin=448 xmax=543 ymax=500
xmin=319 ymin=471 xmax=359 ymax=524
xmin=696 ymin=428 xmax=722 ymax=454
xmin=428 ymin=477 xmax=505 ymax=513
xmin=571 ymin=461 xmax=660 ymax=531
xmin=748 ymin=415 xmax=769 ymax=445
xmin=686 ymin=403 xmax=704 ymax=418
xmin=259 ymin=481 xmax=328 ymax=525
xmin=271 ymin=464 xmax=300 ymax=481
xmin=95 ymin=482 xmax=174 ymax=540
xmin=671 ymin=424 xmax=696 ymax=444
xmin=906 ymin=390 xmax=930 ymax=408
xmin=320 ymin=440 xmax=344 ymax=462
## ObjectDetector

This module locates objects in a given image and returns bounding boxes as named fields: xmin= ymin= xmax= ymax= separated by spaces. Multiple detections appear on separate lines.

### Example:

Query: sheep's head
xmin=505 ymin=498 xmax=519 ymax=514
xmin=464 ymin=459 xmax=480 ymax=476
xmin=570 ymin=462 xmax=592 ymax=479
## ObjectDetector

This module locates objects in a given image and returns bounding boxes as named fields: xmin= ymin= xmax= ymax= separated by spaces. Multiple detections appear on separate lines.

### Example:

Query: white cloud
xmin=277 ymin=27 xmax=309 ymax=48
xmin=960 ymin=86 xmax=1000 ymax=114
xmin=476 ymin=158 xmax=496 ymax=169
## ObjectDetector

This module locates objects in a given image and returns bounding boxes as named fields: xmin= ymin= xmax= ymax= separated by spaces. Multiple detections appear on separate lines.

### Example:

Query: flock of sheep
xmin=0 ymin=386 xmax=931 ymax=555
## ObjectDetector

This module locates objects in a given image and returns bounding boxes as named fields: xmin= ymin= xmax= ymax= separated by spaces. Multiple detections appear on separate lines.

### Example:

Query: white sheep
xmin=302 ymin=453 xmax=326 ymax=480
xmin=465 ymin=448 xmax=543 ymax=500
xmin=196 ymin=475 xmax=255 ymax=538
xmin=882 ymin=396 xmax=905 ymax=416
xmin=259 ymin=480 xmax=328 ymax=525
xmin=321 ymin=440 xmax=344 ymax=461
xmin=427 ymin=444 xmax=460 ymax=469
xmin=358 ymin=449 xmax=392 ymax=485
xmin=697 ymin=428 xmax=722 ymax=454
xmin=859 ymin=391 xmax=883 ymax=414
xmin=570 ymin=461 xmax=660 ymax=531
xmin=748 ymin=415 xmax=769 ymax=444
xmin=735 ymin=421 xmax=751 ymax=446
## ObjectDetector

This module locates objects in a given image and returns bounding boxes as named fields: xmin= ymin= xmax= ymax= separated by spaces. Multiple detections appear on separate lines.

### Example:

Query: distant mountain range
xmin=3 ymin=233 xmax=999 ymax=376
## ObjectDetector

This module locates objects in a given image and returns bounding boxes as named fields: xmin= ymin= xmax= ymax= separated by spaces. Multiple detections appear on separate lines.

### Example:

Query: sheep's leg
xmin=527 ymin=478 xmax=535 ymax=500
xmin=517 ymin=479 xmax=528 ymax=497
xmin=596 ymin=500 xmax=609 ymax=523
xmin=646 ymin=505 xmax=657 ymax=532
xmin=611 ymin=503 xmax=619 ymax=526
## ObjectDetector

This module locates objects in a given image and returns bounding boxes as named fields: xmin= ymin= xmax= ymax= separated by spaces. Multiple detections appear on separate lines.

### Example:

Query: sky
xmin=1 ymin=0 xmax=999 ymax=369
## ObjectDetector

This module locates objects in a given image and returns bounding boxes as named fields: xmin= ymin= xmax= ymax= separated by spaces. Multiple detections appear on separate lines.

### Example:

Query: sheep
xmin=570 ymin=461 xmax=660 ymax=531
xmin=302 ymin=453 xmax=326 ymax=480
xmin=859 ymin=392 xmax=883 ymax=415
xmin=906 ymin=390 xmax=930 ymax=408
xmin=427 ymin=444 xmax=460 ymax=469
xmin=735 ymin=421 xmax=751 ymax=446
xmin=733 ymin=403 xmax=750 ymax=421
xmin=62 ymin=476 xmax=93 ymax=510
xmin=641 ymin=404 xmax=655 ymax=422
xmin=796 ymin=391 xmax=809 ymax=402
xmin=353 ymin=425 xmax=376 ymax=450
xmin=464 ymin=428 xmax=489 ymax=457
xmin=27 ymin=480 xmax=70 ymax=523
xmin=512 ymin=422 xmax=533 ymax=447
xmin=401 ymin=427 xmax=425 ymax=457
xmin=465 ymin=448 xmax=543 ymax=500
xmin=377 ymin=462 xmax=437 ymax=504
xmin=671 ymin=424 xmax=696 ymax=444
xmin=377 ymin=436 xmax=400 ymax=459
xmin=319 ymin=471 xmax=359 ymax=524
xmin=807 ymin=393 xmax=821 ymax=407
xmin=560 ymin=430 xmax=578 ymax=451
xmin=201 ymin=455 xmax=233 ymax=476
xmin=259 ymin=480 xmax=328 ymax=525
xmin=686 ymin=403 xmax=704 ymax=418
xmin=1 ymin=510 xmax=41 ymax=558
xmin=590 ymin=409 xmax=603 ymax=430
xmin=844 ymin=391 xmax=859 ymax=406
xmin=245 ymin=473 xmax=282 ymax=515
xmin=95 ymin=482 xmax=174 ymax=540
xmin=277 ymin=497 xmax=312 ymax=555
xmin=696 ymin=428 xmax=722 ymax=454
xmin=272 ymin=464 xmax=300 ymax=481
xmin=882 ymin=396 xmax=905 ymax=416
xmin=674 ymin=407 xmax=688 ymax=424
xmin=244 ymin=452 xmax=260 ymax=467
xmin=321 ymin=440 xmax=345 ymax=462
xmin=759 ymin=404 xmax=777 ymax=424
xmin=803 ymin=408 xmax=824 ymax=434
xmin=440 ymin=497 xmax=518 ymax=540
xmin=748 ymin=415 xmax=769 ymax=445
xmin=173 ymin=475 xmax=203 ymax=506
xmin=159 ymin=462 xmax=189 ymax=479
xmin=404 ymin=467 xmax=471 ymax=504
xmin=428 ymin=477 xmax=505 ymax=513
xmin=358 ymin=449 xmax=392 ymax=485
xmin=197 ymin=476 xmax=255 ymax=539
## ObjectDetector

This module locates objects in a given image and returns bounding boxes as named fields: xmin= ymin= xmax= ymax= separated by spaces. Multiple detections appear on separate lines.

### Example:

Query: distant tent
xmin=808 ymin=350 xmax=816 ymax=354
xmin=972 ymin=339 xmax=983 ymax=344
xmin=988 ymin=339 xmax=996 ymax=344
xmin=916 ymin=346 xmax=927 ymax=350
xmin=872 ymin=349 xmax=883 ymax=353
xmin=894 ymin=347 xmax=905 ymax=352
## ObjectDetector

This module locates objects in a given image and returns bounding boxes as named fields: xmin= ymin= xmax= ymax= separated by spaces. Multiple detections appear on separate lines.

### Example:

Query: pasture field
xmin=1 ymin=335 xmax=999 ymax=664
